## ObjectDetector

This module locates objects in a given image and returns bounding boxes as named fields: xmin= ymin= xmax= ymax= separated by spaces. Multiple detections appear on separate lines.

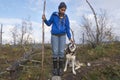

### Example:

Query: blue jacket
xmin=44 ymin=12 xmax=71 ymax=40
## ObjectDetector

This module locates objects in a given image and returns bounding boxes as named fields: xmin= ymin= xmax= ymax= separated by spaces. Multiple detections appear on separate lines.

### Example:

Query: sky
xmin=0 ymin=0 xmax=120 ymax=44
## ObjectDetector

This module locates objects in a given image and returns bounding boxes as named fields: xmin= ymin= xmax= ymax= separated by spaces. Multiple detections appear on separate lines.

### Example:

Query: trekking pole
xmin=41 ymin=0 xmax=46 ymax=80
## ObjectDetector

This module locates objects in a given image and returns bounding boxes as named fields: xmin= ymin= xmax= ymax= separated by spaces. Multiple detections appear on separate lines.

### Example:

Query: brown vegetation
xmin=0 ymin=42 xmax=120 ymax=80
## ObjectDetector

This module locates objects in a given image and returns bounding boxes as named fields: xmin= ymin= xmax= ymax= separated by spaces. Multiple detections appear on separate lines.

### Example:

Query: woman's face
xmin=59 ymin=7 xmax=66 ymax=14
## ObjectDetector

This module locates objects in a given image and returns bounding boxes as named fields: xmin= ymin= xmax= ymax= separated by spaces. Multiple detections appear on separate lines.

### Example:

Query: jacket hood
xmin=53 ymin=12 xmax=66 ymax=17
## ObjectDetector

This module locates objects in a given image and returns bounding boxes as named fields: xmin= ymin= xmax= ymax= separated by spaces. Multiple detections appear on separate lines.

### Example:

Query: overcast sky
xmin=0 ymin=0 xmax=120 ymax=44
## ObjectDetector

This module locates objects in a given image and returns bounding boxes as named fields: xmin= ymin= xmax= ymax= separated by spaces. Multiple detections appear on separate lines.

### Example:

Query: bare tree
xmin=11 ymin=26 xmax=18 ymax=46
xmin=24 ymin=21 xmax=33 ymax=45
xmin=98 ymin=10 xmax=113 ymax=42
xmin=0 ymin=24 xmax=3 ymax=47
xmin=86 ymin=0 xmax=100 ymax=45
xmin=20 ymin=20 xmax=27 ymax=45
xmin=81 ymin=0 xmax=113 ymax=48
xmin=19 ymin=19 xmax=33 ymax=46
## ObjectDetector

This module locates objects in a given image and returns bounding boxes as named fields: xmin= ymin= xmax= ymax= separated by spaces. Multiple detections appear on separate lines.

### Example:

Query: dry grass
xmin=0 ymin=42 xmax=120 ymax=80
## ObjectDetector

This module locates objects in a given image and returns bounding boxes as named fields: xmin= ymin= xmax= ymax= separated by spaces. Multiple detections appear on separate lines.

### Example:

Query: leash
xmin=70 ymin=28 xmax=75 ymax=43
xmin=59 ymin=14 xmax=75 ymax=43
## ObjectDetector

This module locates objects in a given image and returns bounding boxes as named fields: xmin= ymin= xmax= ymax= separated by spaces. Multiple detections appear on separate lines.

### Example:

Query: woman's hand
xmin=69 ymin=38 xmax=74 ymax=43
xmin=42 ymin=14 xmax=46 ymax=21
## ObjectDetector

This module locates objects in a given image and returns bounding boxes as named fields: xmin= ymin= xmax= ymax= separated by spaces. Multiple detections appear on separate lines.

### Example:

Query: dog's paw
xmin=64 ymin=68 xmax=67 ymax=72
xmin=73 ymin=71 xmax=76 ymax=75
xmin=75 ymin=66 xmax=80 ymax=70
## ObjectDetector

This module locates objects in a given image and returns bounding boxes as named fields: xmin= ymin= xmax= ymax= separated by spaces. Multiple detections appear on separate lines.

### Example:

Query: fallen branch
xmin=6 ymin=50 xmax=35 ymax=80
xmin=19 ymin=64 xmax=40 ymax=68
xmin=0 ymin=71 xmax=7 ymax=75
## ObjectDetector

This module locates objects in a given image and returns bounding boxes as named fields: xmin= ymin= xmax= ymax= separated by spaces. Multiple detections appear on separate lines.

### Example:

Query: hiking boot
xmin=58 ymin=57 xmax=64 ymax=76
xmin=52 ymin=57 xmax=58 ymax=75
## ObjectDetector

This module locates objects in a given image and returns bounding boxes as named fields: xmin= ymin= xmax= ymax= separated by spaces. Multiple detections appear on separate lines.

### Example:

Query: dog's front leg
xmin=72 ymin=57 xmax=76 ymax=75
xmin=64 ymin=59 xmax=68 ymax=72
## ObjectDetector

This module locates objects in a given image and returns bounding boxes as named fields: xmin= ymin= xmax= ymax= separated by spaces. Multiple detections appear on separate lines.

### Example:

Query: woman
xmin=42 ymin=2 xmax=73 ymax=76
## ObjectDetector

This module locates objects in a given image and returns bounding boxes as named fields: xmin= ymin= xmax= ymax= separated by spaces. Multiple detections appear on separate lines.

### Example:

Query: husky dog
xmin=64 ymin=43 xmax=83 ymax=75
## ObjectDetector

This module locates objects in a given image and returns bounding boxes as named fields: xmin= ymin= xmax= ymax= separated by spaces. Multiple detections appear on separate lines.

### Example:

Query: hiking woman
xmin=42 ymin=2 xmax=73 ymax=76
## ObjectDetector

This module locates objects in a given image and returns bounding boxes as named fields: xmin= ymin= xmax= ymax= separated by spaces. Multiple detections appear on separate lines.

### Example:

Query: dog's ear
xmin=64 ymin=48 xmax=67 ymax=52
xmin=67 ymin=43 xmax=70 ymax=46
xmin=64 ymin=47 xmax=68 ymax=53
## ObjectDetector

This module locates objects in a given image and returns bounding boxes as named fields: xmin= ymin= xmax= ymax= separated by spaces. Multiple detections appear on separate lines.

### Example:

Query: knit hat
xmin=58 ymin=2 xmax=67 ymax=9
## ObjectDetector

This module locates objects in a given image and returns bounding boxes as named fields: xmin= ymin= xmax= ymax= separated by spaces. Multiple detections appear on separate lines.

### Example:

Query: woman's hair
xmin=58 ymin=2 xmax=67 ymax=9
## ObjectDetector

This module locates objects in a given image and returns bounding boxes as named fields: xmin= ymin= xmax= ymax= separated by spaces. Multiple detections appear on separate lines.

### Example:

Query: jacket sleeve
xmin=65 ymin=15 xmax=71 ymax=40
xmin=44 ymin=13 xmax=54 ymax=26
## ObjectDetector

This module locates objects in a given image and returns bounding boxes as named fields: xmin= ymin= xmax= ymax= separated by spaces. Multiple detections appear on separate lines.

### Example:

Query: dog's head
xmin=65 ymin=42 xmax=77 ymax=53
